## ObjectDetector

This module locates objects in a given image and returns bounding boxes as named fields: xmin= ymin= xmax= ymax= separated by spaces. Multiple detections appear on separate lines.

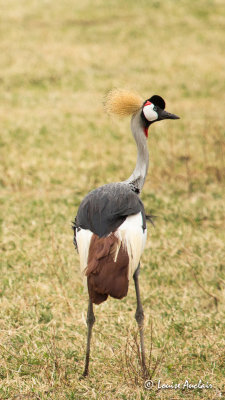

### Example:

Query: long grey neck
xmin=123 ymin=110 xmax=149 ymax=192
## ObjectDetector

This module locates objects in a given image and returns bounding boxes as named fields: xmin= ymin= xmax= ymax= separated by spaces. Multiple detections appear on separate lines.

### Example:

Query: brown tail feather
xmin=86 ymin=233 xmax=129 ymax=305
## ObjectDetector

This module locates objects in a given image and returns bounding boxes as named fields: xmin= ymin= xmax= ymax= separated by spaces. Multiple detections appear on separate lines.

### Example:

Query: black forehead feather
xmin=147 ymin=95 xmax=166 ymax=110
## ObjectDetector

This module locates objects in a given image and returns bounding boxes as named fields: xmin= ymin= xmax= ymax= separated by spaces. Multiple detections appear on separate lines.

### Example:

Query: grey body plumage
xmin=74 ymin=182 xmax=146 ymax=238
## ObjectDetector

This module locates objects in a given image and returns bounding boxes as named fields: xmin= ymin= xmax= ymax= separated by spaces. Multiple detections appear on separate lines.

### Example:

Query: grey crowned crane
xmin=73 ymin=89 xmax=179 ymax=377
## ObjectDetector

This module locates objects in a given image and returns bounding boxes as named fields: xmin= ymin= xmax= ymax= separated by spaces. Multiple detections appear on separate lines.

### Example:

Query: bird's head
xmin=141 ymin=95 xmax=179 ymax=137
xmin=105 ymin=89 xmax=179 ymax=138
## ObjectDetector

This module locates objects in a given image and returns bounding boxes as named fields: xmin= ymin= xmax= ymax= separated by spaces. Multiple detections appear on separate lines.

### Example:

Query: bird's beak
xmin=160 ymin=110 xmax=180 ymax=120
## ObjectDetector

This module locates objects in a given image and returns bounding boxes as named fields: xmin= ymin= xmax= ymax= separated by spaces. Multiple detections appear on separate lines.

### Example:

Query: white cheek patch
xmin=143 ymin=103 xmax=158 ymax=122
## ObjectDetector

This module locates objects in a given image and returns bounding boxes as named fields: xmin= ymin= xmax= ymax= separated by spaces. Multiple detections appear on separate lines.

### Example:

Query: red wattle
xmin=144 ymin=127 xmax=148 ymax=137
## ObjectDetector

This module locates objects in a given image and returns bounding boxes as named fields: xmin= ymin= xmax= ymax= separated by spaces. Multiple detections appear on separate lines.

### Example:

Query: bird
xmin=72 ymin=89 xmax=179 ymax=377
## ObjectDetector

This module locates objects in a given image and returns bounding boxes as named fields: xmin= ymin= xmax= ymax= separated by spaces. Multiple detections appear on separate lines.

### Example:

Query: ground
xmin=0 ymin=0 xmax=225 ymax=399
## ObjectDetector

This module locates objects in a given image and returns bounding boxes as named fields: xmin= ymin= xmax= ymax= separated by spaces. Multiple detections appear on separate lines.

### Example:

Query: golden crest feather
xmin=105 ymin=89 xmax=143 ymax=117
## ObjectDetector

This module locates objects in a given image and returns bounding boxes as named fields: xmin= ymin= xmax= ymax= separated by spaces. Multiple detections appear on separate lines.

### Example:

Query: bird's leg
xmin=83 ymin=297 xmax=95 ymax=377
xmin=133 ymin=264 xmax=147 ymax=377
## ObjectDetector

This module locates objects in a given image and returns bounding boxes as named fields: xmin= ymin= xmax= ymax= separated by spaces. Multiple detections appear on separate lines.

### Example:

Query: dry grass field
xmin=0 ymin=0 xmax=225 ymax=399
